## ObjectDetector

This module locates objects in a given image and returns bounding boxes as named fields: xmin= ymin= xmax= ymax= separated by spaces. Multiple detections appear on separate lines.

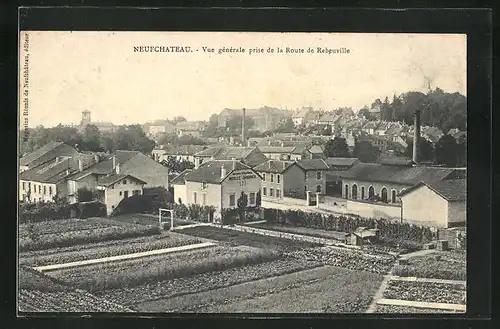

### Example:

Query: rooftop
xmin=325 ymin=157 xmax=359 ymax=167
xmin=97 ymin=174 xmax=146 ymax=187
xmin=296 ymin=158 xmax=330 ymax=171
xmin=253 ymin=160 xmax=297 ymax=174
xmin=20 ymin=141 xmax=66 ymax=167
xmin=184 ymin=160 xmax=254 ymax=184
xmin=399 ymin=179 xmax=466 ymax=201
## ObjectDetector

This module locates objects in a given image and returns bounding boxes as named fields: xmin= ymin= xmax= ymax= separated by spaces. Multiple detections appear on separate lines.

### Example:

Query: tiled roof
xmin=195 ymin=147 xmax=223 ymax=157
xmin=97 ymin=174 xmax=146 ymax=187
xmin=377 ymin=155 xmax=413 ymax=166
xmin=20 ymin=158 xmax=76 ymax=184
xmin=184 ymin=160 xmax=254 ymax=184
xmin=20 ymin=141 xmax=64 ymax=166
xmin=170 ymin=169 xmax=193 ymax=185
xmin=258 ymin=146 xmax=296 ymax=154
xmin=399 ymin=179 xmax=466 ymax=201
xmin=325 ymin=157 xmax=359 ymax=167
xmin=115 ymin=150 xmax=140 ymax=164
xmin=342 ymin=163 xmax=459 ymax=186
xmin=364 ymin=121 xmax=380 ymax=129
xmin=162 ymin=145 xmax=207 ymax=156
xmin=253 ymin=160 xmax=297 ymax=174
xmin=296 ymin=158 xmax=330 ymax=171
xmin=66 ymin=150 xmax=138 ymax=181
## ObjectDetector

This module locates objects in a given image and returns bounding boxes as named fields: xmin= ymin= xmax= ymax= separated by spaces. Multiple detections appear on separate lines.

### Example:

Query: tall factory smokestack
xmin=412 ymin=109 xmax=421 ymax=164
xmin=242 ymin=108 xmax=246 ymax=144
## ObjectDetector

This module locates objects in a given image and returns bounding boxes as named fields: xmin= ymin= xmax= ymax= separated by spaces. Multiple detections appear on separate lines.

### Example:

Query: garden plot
xmin=374 ymin=305 xmax=463 ymax=314
xmin=112 ymin=213 xmax=195 ymax=227
xmin=18 ymin=266 xmax=131 ymax=312
xmin=135 ymin=266 xmax=383 ymax=313
xmin=47 ymin=245 xmax=280 ymax=291
xmin=392 ymin=251 xmax=466 ymax=281
xmin=246 ymin=223 xmax=348 ymax=241
xmin=179 ymin=226 xmax=322 ymax=250
xmin=288 ymin=246 xmax=396 ymax=274
xmin=20 ymin=232 xmax=202 ymax=267
xmin=97 ymin=257 xmax=323 ymax=306
xmin=383 ymin=280 xmax=466 ymax=305
xmin=19 ymin=217 xmax=160 ymax=252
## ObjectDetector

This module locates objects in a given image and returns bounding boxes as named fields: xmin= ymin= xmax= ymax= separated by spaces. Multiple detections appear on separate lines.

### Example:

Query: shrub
xmin=19 ymin=201 xmax=73 ymax=224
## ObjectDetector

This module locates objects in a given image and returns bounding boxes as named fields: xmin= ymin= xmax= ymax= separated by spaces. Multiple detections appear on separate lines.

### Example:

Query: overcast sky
xmin=19 ymin=32 xmax=466 ymax=128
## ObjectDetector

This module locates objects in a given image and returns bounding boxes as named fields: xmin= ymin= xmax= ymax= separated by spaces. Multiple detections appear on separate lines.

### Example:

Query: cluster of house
xmin=166 ymin=142 xmax=466 ymax=228
xmin=19 ymin=141 xmax=169 ymax=216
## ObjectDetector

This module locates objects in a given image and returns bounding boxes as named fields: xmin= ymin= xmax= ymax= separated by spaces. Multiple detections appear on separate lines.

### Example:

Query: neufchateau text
xmin=133 ymin=45 xmax=351 ymax=55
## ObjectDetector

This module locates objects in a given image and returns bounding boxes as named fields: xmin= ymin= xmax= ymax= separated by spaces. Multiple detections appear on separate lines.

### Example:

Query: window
xmin=345 ymin=184 xmax=349 ymax=199
xmin=202 ymin=182 xmax=208 ymax=189
xmin=316 ymin=171 xmax=322 ymax=180
xmin=316 ymin=185 xmax=322 ymax=193
xmin=119 ymin=191 xmax=123 ymax=196
xmin=193 ymin=192 xmax=198 ymax=204
xmin=361 ymin=186 xmax=365 ymax=199
xmin=270 ymin=174 xmax=274 ymax=183
xmin=229 ymin=194 xmax=235 ymax=207
xmin=43 ymin=186 xmax=47 ymax=195
xmin=270 ymin=188 xmax=275 ymax=197
xmin=38 ymin=185 xmax=41 ymax=193
xmin=263 ymin=187 xmax=267 ymax=196
xmin=381 ymin=187 xmax=388 ymax=203
xmin=22 ymin=182 xmax=25 ymax=190
xmin=352 ymin=184 xmax=357 ymax=199
xmin=249 ymin=192 xmax=256 ymax=205
xmin=368 ymin=186 xmax=375 ymax=198
xmin=133 ymin=190 xmax=140 ymax=196
xmin=262 ymin=173 xmax=266 ymax=182
xmin=123 ymin=179 xmax=127 ymax=184
xmin=277 ymin=174 xmax=281 ymax=183
xmin=28 ymin=182 xmax=31 ymax=190
xmin=391 ymin=189 xmax=397 ymax=203
xmin=276 ymin=189 xmax=281 ymax=198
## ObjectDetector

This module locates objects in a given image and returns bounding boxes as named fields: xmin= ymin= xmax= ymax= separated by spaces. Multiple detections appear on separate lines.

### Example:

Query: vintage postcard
xmin=18 ymin=31 xmax=467 ymax=314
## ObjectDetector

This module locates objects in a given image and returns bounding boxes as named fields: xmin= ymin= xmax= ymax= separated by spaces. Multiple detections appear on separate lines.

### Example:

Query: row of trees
xmin=20 ymin=124 xmax=156 ymax=156
xmin=324 ymin=135 xmax=466 ymax=167
xmin=358 ymin=88 xmax=467 ymax=133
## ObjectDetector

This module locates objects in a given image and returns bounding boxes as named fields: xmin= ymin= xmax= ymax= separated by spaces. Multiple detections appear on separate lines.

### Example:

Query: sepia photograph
xmin=18 ymin=31 xmax=467 ymax=314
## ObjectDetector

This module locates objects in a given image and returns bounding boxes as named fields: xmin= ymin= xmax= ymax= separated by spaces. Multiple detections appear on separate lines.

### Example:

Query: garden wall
xmin=346 ymin=199 xmax=401 ymax=220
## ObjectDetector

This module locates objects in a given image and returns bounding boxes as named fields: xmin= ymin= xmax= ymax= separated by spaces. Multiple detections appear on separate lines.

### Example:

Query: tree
xmin=275 ymin=117 xmax=295 ymax=133
xmin=203 ymin=114 xmax=220 ymax=137
xmin=113 ymin=125 xmax=155 ymax=154
xmin=172 ymin=116 xmax=187 ymax=124
xmin=434 ymin=134 xmax=459 ymax=167
xmin=236 ymin=191 xmax=248 ymax=223
xmin=324 ymin=137 xmax=350 ymax=158
xmin=82 ymin=124 xmax=102 ymax=151
xmin=457 ymin=141 xmax=466 ymax=167
xmin=405 ymin=137 xmax=434 ymax=162
xmin=354 ymin=140 xmax=381 ymax=163
xmin=321 ymin=125 xmax=332 ymax=136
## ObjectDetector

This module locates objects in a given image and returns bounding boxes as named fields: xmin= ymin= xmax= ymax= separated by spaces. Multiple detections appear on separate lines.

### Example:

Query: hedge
xmin=19 ymin=201 xmax=73 ymax=224
xmin=263 ymin=208 xmax=435 ymax=245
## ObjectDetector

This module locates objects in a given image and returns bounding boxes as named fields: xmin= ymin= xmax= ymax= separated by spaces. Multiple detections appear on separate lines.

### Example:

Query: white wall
xmin=221 ymin=169 xmax=262 ymax=209
xmin=448 ymin=200 xmax=466 ymax=226
xmin=346 ymin=199 xmax=401 ymax=220
xmin=185 ymin=181 xmax=222 ymax=209
xmin=401 ymin=185 xmax=449 ymax=228
xmin=174 ymin=184 xmax=187 ymax=205
xmin=19 ymin=180 xmax=57 ymax=203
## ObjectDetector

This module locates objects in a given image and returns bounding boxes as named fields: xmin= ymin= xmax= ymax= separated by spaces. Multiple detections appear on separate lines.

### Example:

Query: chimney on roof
xmin=412 ymin=109 xmax=421 ymax=165
xmin=242 ymin=108 xmax=246 ymax=143
xmin=65 ymin=168 xmax=70 ymax=176
xmin=115 ymin=162 xmax=120 ymax=174
xmin=94 ymin=154 xmax=100 ymax=163
xmin=232 ymin=157 xmax=236 ymax=170
xmin=221 ymin=164 xmax=227 ymax=180
xmin=112 ymin=155 xmax=116 ymax=169
xmin=78 ymin=159 xmax=83 ymax=172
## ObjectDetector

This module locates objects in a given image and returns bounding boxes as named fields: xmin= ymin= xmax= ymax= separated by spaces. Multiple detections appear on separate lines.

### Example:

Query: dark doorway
xmin=124 ymin=191 xmax=129 ymax=199
xmin=381 ymin=188 xmax=388 ymax=203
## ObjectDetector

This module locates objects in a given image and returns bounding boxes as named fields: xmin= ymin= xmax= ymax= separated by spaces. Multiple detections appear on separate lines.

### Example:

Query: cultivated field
xmin=18 ymin=219 xmax=465 ymax=314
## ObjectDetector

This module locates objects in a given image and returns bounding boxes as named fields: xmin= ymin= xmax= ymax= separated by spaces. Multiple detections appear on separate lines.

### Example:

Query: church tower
xmin=81 ymin=110 xmax=91 ymax=126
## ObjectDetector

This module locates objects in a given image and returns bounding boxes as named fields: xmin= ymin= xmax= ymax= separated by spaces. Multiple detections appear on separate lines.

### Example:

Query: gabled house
xmin=296 ymin=158 xmax=331 ymax=195
xmin=399 ymin=179 xmax=466 ymax=228
xmin=362 ymin=121 xmax=380 ymax=135
xmin=254 ymin=160 xmax=306 ymax=200
xmin=171 ymin=160 xmax=262 ymax=212
xmin=96 ymin=171 xmax=147 ymax=215
xmin=152 ymin=145 xmax=207 ymax=163
xmin=20 ymin=141 xmax=78 ymax=173
xmin=374 ymin=121 xmax=390 ymax=136
xmin=175 ymin=121 xmax=205 ymax=137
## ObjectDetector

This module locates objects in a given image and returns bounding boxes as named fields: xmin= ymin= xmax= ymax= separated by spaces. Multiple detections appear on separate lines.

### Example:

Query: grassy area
xmin=135 ymin=266 xmax=383 ymax=313
xmin=19 ymin=217 xmax=160 ymax=252
xmin=49 ymin=245 xmax=280 ymax=291
xmin=20 ymin=232 xmax=202 ymax=267
xmin=179 ymin=226 xmax=322 ymax=251
xmin=392 ymin=252 xmax=466 ymax=280
xmin=246 ymin=223 xmax=349 ymax=241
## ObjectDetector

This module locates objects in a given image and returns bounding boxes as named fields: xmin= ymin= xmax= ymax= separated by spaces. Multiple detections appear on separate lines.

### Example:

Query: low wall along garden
xmin=262 ymin=208 xmax=436 ymax=249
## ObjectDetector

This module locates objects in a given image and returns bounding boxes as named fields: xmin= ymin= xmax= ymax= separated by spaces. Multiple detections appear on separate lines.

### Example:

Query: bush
xmin=78 ymin=201 xmax=106 ymax=219
xmin=19 ymin=201 xmax=73 ymax=224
